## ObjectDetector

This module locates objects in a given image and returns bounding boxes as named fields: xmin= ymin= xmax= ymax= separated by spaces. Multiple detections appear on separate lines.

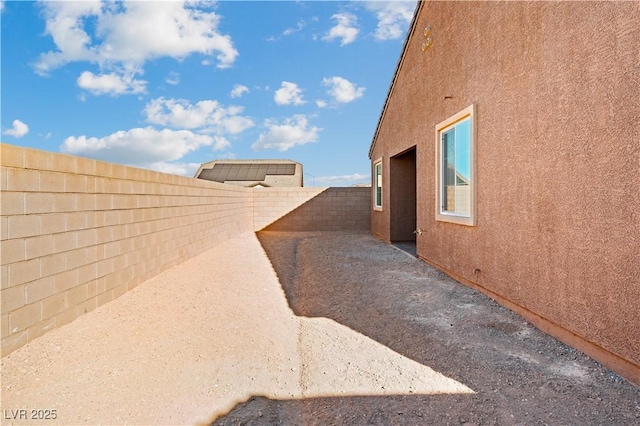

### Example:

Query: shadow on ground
xmin=212 ymin=394 xmax=495 ymax=425
xmin=213 ymin=231 xmax=639 ymax=425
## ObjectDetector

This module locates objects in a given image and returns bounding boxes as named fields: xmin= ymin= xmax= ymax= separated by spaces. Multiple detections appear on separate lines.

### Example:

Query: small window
xmin=435 ymin=104 xmax=476 ymax=226
xmin=373 ymin=159 xmax=383 ymax=210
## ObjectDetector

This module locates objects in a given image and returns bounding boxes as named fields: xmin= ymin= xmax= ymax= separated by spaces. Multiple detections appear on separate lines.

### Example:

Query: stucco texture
xmin=370 ymin=1 xmax=640 ymax=381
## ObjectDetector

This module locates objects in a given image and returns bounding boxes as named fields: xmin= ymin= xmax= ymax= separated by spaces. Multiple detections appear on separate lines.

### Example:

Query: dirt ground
xmin=215 ymin=231 xmax=640 ymax=425
xmin=0 ymin=232 xmax=473 ymax=425
xmin=1 ymin=231 xmax=638 ymax=425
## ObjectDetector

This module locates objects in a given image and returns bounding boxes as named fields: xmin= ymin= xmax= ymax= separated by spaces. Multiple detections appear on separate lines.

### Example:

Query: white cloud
xmin=77 ymin=70 xmax=146 ymax=96
xmin=165 ymin=72 xmax=180 ymax=86
xmin=35 ymin=1 xmax=238 ymax=95
xmin=274 ymin=81 xmax=306 ymax=106
xmin=209 ymin=136 xmax=232 ymax=151
xmin=58 ymin=93 xmax=254 ymax=175
xmin=268 ymin=19 xmax=306 ymax=42
xmin=315 ymin=173 xmax=370 ymax=186
xmin=283 ymin=20 xmax=306 ymax=36
xmin=252 ymin=115 xmax=321 ymax=152
xmin=34 ymin=1 xmax=103 ymax=74
xmin=98 ymin=2 xmax=237 ymax=67
xmin=217 ymin=152 xmax=237 ymax=160
xmin=364 ymin=1 xmax=417 ymax=41
xmin=144 ymin=97 xmax=254 ymax=135
xmin=322 ymin=76 xmax=365 ymax=104
xmin=316 ymin=100 xmax=328 ymax=108
xmin=230 ymin=84 xmax=249 ymax=98
xmin=3 ymin=120 xmax=30 ymax=138
xmin=148 ymin=161 xmax=201 ymax=177
xmin=60 ymin=127 xmax=218 ymax=166
xmin=322 ymin=12 xmax=359 ymax=46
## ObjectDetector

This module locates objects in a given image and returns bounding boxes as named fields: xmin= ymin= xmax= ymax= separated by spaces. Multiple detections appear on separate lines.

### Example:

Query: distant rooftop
xmin=195 ymin=159 xmax=303 ymax=187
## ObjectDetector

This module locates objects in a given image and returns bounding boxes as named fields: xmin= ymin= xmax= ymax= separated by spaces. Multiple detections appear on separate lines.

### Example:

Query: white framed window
xmin=435 ymin=104 xmax=476 ymax=226
xmin=373 ymin=159 xmax=383 ymax=210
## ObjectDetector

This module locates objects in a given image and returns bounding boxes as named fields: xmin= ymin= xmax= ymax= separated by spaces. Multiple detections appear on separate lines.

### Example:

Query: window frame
xmin=373 ymin=158 xmax=383 ymax=211
xmin=435 ymin=104 xmax=477 ymax=226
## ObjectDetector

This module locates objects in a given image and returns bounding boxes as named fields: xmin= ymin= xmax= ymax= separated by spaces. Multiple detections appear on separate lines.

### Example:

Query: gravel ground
xmin=2 ymin=232 xmax=481 ymax=425
xmin=2 ymin=230 xmax=638 ymax=425
xmin=214 ymin=231 xmax=640 ymax=425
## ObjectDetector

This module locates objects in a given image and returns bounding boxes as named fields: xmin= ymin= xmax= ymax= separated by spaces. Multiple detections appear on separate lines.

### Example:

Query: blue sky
xmin=1 ymin=0 xmax=417 ymax=186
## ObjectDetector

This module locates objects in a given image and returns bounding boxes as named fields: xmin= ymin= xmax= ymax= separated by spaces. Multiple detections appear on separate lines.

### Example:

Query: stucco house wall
xmin=369 ymin=1 xmax=639 ymax=384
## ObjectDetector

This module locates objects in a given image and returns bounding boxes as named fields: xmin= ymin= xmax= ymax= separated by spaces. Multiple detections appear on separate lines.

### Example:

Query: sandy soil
xmin=214 ymin=231 xmax=640 ymax=425
xmin=2 ymin=232 xmax=484 ymax=425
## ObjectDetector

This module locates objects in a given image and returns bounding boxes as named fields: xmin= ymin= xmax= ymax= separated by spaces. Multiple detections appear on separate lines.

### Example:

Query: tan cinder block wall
xmin=258 ymin=187 xmax=371 ymax=232
xmin=1 ymin=144 xmax=371 ymax=355
xmin=252 ymin=187 xmax=325 ymax=231
xmin=0 ymin=144 xmax=254 ymax=355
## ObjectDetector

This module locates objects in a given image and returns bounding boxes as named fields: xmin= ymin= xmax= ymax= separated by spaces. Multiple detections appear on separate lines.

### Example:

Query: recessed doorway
xmin=390 ymin=147 xmax=417 ymax=251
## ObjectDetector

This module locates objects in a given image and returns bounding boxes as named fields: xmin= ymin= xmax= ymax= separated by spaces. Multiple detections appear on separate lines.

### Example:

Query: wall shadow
xmin=254 ymin=231 xmax=496 ymax=385
xmin=211 ymin=393 xmax=493 ymax=426
xmin=208 ymin=231 xmax=640 ymax=425
xmin=392 ymin=241 xmax=417 ymax=257
xmin=261 ymin=187 xmax=370 ymax=232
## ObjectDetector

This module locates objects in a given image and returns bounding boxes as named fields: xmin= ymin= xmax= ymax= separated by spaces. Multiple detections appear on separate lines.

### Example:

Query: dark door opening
xmin=390 ymin=147 xmax=417 ymax=248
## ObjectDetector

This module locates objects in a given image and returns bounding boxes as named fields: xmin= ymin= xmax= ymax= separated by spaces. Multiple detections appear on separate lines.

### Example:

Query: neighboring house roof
xmin=456 ymin=171 xmax=470 ymax=186
xmin=195 ymin=159 xmax=303 ymax=187
xmin=368 ymin=1 xmax=424 ymax=159
xmin=198 ymin=163 xmax=296 ymax=183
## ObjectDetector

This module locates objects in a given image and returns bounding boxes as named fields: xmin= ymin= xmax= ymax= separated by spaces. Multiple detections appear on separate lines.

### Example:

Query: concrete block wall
xmin=253 ymin=187 xmax=327 ymax=231
xmin=0 ymin=145 xmax=373 ymax=355
xmin=257 ymin=187 xmax=371 ymax=232
xmin=0 ymin=144 xmax=253 ymax=355
xmin=1 ymin=144 xmax=372 ymax=355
